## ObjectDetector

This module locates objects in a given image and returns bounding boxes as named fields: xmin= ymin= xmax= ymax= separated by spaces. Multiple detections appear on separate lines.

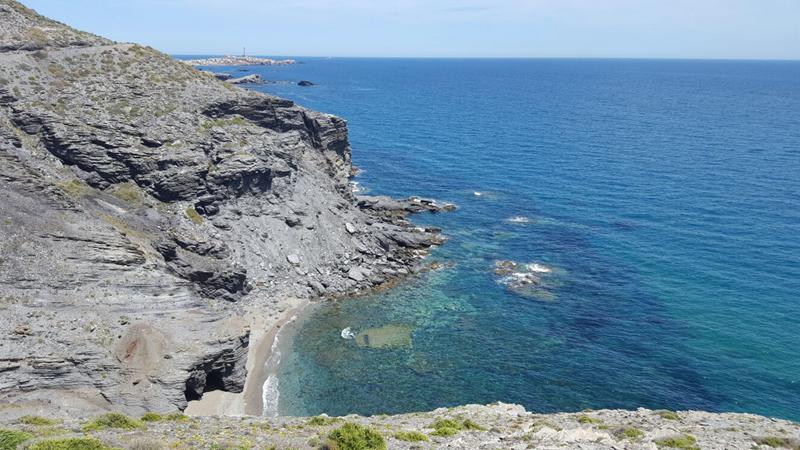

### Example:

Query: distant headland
xmin=181 ymin=55 xmax=296 ymax=66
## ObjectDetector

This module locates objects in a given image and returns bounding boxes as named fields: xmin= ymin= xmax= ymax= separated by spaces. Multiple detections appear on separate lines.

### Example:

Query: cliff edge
xmin=0 ymin=404 xmax=798 ymax=449
xmin=0 ymin=0 xmax=446 ymax=415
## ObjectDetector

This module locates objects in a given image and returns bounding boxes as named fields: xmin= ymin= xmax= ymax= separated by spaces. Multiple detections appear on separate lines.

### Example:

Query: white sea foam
xmin=507 ymin=216 xmax=532 ymax=224
xmin=526 ymin=263 xmax=552 ymax=273
xmin=262 ymin=374 xmax=280 ymax=418
xmin=341 ymin=327 xmax=355 ymax=340
xmin=349 ymin=181 xmax=362 ymax=193
xmin=262 ymin=314 xmax=298 ymax=417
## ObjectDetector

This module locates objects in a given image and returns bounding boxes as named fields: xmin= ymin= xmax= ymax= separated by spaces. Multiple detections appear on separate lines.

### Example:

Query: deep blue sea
xmin=190 ymin=58 xmax=800 ymax=421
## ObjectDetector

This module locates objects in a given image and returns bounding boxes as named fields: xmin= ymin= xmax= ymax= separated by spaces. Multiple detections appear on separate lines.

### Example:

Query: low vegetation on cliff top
xmin=0 ymin=429 xmax=34 ymax=450
xmin=83 ymin=413 xmax=145 ymax=432
xmin=325 ymin=423 xmax=386 ymax=450
xmin=140 ymin=412 xmax=189 ymax=423
xmin=393 ymin=430 xmax=429 ymax=442
xmin=28 ymin=437 xmax=112 ymax=450
xmin=18 ymin=416 xmax=59 ymax=427
xmin=428 ymin=417 xmax=487 ymax=436
xmin=654 ymin=434 xmax=699 ymax=450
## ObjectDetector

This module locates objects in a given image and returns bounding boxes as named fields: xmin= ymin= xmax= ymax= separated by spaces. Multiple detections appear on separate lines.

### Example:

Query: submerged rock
xmin=298 ymin=80 xmax=315 ymax=86
xmin=493 ymin=260 xmax=559 ymax=300
xmin=354 ymin=324 xmax=414 ymax=349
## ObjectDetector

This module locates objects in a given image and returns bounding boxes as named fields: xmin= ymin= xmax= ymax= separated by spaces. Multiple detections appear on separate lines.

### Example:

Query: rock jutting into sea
xmin=0 ymin=0 xmax=450 ymax=416
xmin=181 ymin=55 xmax=296 ymax=66
xmin=227 ymin=74 xmax=266 ymax=85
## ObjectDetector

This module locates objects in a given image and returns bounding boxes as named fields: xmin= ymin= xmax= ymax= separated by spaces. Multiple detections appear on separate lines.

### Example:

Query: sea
xmin=185 ymin=57 xmax=800 ymax=421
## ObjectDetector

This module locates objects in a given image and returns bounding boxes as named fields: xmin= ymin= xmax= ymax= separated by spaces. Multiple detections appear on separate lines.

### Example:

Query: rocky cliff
xmin=0 ymin=0 xmax=448 ymax=416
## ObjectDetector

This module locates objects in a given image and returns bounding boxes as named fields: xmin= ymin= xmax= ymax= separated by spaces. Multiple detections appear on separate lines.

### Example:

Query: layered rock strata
xmin=0 ymin=0 xmax=448 ymax=415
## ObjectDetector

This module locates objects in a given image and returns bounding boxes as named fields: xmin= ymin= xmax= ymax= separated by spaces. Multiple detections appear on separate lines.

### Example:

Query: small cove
xmin=189 ymin=58 xmax=800 ymax=421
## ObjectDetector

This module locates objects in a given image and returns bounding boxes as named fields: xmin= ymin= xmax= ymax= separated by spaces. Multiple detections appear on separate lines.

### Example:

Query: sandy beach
xmin=185 ymin=297 xmax=309 ymax=416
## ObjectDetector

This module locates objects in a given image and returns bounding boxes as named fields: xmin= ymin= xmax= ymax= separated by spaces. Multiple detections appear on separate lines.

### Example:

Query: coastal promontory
xmin=0 ymin=2 xmax=798 ymax=449
xmin=0 ymin=0 xmax=445 ymax=416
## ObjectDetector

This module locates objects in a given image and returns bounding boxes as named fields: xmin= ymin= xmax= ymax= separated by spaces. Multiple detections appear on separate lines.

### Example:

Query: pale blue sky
xmin=25 ymin=0 xmax=800 ymax=59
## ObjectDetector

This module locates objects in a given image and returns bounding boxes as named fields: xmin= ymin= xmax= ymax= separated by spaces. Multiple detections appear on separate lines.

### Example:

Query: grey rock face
xmin=227 ymin=74 xmax=265 ymax=85
xmin=0 ymin=0 xmax=449 ymax=415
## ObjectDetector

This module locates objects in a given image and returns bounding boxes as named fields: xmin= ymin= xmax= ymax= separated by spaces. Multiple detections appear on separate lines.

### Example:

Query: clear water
xmin=197 ymin=58 xmax=800 ymax=420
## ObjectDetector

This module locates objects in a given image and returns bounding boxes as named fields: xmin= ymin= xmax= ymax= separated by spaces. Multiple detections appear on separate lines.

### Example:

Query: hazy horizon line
xmin=171 ymin=53 xmax=800 ymax=62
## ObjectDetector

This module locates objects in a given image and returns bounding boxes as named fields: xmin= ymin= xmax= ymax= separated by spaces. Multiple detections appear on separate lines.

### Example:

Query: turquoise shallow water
xmin=192 ymin=58 xmax=800 ymax=420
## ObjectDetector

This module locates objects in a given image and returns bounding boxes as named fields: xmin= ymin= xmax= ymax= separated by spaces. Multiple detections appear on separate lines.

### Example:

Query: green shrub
xmin=109 ymin=182 xmax=142 ymax=203
xmin=577 ymin=414 xmax=603 ymax=424
xmin=0 ymin=429 xmax=33 ymax=450
xmin=658 ymin=411 xmax=680 ymax=420
xmin=430 ymin=427 xmax=459 ymax=437
xmin=140 ymin=412 xmax=188 ymax=423
xmin=56 ymin=179 xmax=90 ymax=197
xmin=427 ymin=418 xmax=485 ymax=437
xmin=18 ymin=416 xmax=58 ymax=426
xmin=326 ymin=423 xmax=386 ymax=450
xmin=531 ymin=420 xmax=561 ymax=432
xmin=654 ymin=434 xmax=699 ymax=450
xmin=140 ymin=412 xmax=162 ymax=422
xmin=617 ymin=427 xmax=644 ymax=440
xmin=307 ymin=416 xmax=340 ymax=426
xmin=394 ymin=431 xmax=428 ymax=442
xmin=185 ymin=206 xmax=204 ymax=225
xmin=83 ymin=412 xmax=145 ymax=431
xmin=461 ymin=419 xmax=486 ymax=431
xmin=164 ymin=412 xmax=188 ymax=422
xmin=429 ymin=419 xmax=461 ymax=431
xmin=29 ymin=437 xmax=112 ymax=450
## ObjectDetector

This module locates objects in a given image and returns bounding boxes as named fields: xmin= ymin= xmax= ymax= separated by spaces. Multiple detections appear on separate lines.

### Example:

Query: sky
xmin=23 ymin=0 xmax=800 ymax=59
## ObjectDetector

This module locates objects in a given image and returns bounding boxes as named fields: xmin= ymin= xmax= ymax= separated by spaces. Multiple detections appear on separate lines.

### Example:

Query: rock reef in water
xmin=181 ymin=55 xmax=296 ymax=66
xmin=494 ymin=260 xmax=558 ymax=300
xmin=0 ymin=0 xmax=450 ymax=415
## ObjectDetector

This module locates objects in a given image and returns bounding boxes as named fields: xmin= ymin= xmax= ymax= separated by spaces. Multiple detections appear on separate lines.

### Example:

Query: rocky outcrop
xmin=0 ymin=404 xmax=798 ymax=449
xmin=181 ymin=55 xmax=296 ymax=66
xmin=0 ymin=0 xmax=449 ymax=415
xmin=227 ymin=74 xmax=265 ymax=85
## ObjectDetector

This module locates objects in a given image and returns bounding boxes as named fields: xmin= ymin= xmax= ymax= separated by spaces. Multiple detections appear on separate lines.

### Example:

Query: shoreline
xmin=185 ymin=298 xmax=309 ymax=417
xmin=184 ymin=263 xmax=445 ymax=417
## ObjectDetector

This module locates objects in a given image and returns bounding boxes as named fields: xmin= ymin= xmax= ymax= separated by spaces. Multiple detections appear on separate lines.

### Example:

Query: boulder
xmin=228 ymin=74 xmax=265 ymax=84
